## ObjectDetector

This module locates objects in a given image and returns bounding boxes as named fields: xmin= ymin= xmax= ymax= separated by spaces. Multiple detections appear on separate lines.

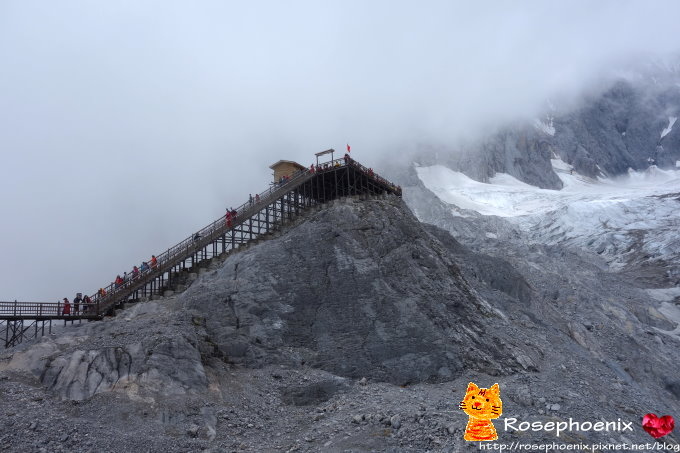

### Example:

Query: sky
xmin=1 ymin=0 xmax=680 ymax=300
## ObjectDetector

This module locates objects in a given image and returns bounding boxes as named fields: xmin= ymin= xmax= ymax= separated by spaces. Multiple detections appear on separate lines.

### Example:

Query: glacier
xmin=416 ymin=158 xmax=680 ymax=284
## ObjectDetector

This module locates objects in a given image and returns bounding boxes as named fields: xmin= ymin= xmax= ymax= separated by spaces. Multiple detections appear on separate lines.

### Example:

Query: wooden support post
xmin=280 ymin=197 xmax=285 ymax=225
xmin=264 ymin=205 xmax=269 ymax=233
xmin=334 ymin=167 xmax=338 ymax=200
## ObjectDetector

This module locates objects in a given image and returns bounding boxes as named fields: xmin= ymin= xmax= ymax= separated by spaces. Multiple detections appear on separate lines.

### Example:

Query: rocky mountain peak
xmin=183 ymin=196 xmax=524 ymax=385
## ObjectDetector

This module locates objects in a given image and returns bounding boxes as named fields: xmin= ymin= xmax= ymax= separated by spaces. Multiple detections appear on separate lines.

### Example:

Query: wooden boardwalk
xmin=0 ymin=155 xmax=401 ymax=348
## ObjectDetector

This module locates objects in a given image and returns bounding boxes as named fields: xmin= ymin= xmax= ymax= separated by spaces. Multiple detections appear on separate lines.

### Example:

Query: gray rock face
xmin=424 ymin=224 xmax=533 ymax=305
xmin=41 ymin=346 xmax=134 ymax=400
xmin=552 ymin=80 xmax=680 ymax=177
xmin=183 ymin=196 xmax=524 ymax=385
xmin=3 ymin=300 xmax=208 ymax=401
xmin=413 ymin=77 xmax=680 ymax=189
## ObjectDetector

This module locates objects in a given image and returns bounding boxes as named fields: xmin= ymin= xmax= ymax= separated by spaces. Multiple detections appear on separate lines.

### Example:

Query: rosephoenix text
xmin=504 ymin=418 xmax=634 ymax=437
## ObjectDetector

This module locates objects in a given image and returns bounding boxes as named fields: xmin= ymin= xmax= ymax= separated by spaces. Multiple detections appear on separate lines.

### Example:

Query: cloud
xmin=1 ymin=0 xmax=679 ymax=299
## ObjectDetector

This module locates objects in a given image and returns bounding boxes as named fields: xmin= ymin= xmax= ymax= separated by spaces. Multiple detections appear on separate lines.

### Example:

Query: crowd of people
xmin=309 ymin=153 xmax=353 ymax=174
xmin=60 ymin=255 xmax=159 ymax=316
xmin=58 ymin=292 xmax=92 ymax=316
xmin=112 ymin=255 xmax=157 ymax=290
xmin=309 ymin=154 xmax=400 ymax=193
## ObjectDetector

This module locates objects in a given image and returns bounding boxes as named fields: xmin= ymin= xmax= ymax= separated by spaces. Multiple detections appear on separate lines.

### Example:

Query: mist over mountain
xmin=397 ymin=68 xmax=680 ymax=191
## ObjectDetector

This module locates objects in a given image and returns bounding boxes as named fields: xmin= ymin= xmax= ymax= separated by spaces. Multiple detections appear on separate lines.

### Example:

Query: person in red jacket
xmin=150 ymin=255 xmax=157 ymax=268
xmin=115 ymin=275 xmax=123 ymax=287
xmin=62 ymin=298 xmax=71 ymax=316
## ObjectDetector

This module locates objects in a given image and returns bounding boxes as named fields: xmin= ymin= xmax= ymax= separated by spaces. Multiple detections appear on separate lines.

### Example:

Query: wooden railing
xmin=0 ymin=300 xmax=100 ymax=319
xmin=1 ymin=156 xmax=402 ymax=321
xmin=91 ymin=167 xmax=319 ymax=314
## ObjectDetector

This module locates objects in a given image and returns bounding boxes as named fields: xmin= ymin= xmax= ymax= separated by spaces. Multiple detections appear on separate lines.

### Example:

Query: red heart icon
xmin=642 ymin=413 xmax=675 ymax=439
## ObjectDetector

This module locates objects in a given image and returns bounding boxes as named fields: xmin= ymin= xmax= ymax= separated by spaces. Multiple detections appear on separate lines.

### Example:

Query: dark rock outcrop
xmin=2 ymin=301 xmax=208 ymax=401
xmin=423 ymin=224 xmax=533 ymax=305
xmin=280 ymin=377 xmax=350 ymax=406
xmin=183 ymin=196 xmax=525 ymax=385
xmin=553 ymin=79 xmax=680 ymax=176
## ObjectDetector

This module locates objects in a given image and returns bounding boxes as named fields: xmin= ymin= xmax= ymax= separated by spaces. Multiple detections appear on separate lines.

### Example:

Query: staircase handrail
xmin=4 ymin=157 xmax=400 ymax=318
xmin=91 ymin=167 xmax=317 ymax=311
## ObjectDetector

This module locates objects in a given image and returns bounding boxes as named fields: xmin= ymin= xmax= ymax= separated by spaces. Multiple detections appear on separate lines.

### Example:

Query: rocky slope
xmin=182 ymin=197 xmax=524 ymax=385
xmin=1 ymin=196 xmax=679 ymax=452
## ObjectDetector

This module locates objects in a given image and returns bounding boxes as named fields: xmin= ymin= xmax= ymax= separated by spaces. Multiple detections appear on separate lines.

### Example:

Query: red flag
xmin=346 ymin=144 xmax=351 ymax=153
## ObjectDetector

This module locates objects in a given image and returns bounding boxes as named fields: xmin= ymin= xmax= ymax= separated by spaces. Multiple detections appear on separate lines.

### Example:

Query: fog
xmin=1 ymin=1 xmax=679 ymax=300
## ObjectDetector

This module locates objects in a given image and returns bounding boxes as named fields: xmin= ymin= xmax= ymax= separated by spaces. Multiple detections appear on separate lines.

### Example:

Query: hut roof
xmin=269 ymin=160 xmax=306 ymax=170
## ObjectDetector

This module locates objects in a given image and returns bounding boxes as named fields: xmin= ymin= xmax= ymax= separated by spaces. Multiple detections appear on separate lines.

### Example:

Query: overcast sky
xmin=1 ymin=1 xmax=680 ymax=301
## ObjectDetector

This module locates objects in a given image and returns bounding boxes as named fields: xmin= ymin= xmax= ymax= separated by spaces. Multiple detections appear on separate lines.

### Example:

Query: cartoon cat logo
xmin=459 ymin=382 xmax=503 ymax=441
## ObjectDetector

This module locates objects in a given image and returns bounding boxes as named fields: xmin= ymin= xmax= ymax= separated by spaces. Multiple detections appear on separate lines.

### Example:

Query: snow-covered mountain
xmin=394 ymin=72 xmax=680 ymax=290
xmin=415 ymin=158 xmax=680 ymax=288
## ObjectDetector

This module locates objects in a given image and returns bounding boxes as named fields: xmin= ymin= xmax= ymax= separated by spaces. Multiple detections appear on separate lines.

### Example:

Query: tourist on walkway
xmin=62 ymin=298 xmax=71 ymax=316
xmin=73 ymin=293 xmax=82 ymax=314
xmin=150 ymin=255 xmax=157 ymax=268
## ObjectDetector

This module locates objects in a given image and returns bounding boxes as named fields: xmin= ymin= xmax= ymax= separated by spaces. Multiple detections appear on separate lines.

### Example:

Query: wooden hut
xmin=269 ymin=160 xmax=306 ymax=183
